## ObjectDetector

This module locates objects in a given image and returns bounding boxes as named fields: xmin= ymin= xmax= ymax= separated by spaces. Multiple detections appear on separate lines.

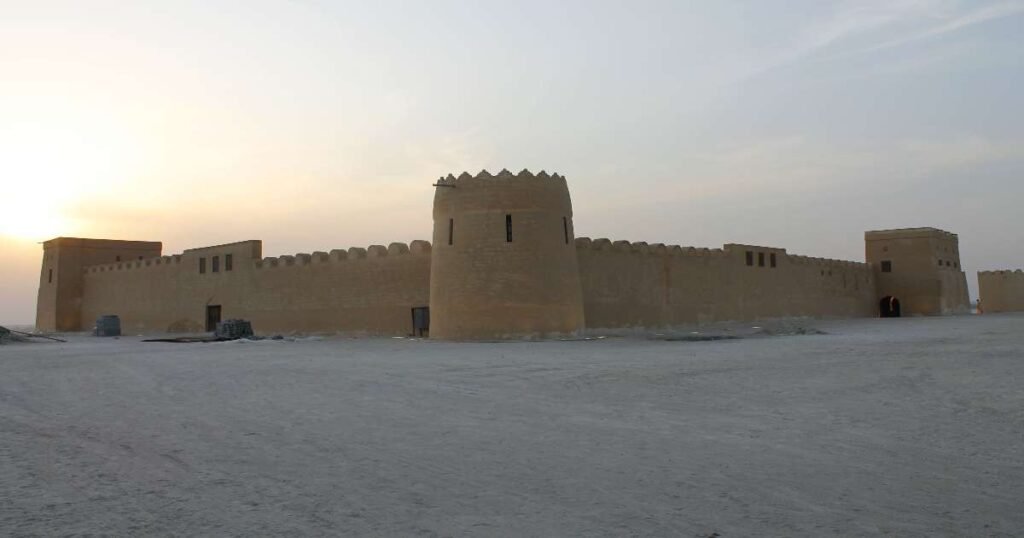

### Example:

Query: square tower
xmin=864 ymin=228 xmax=970 ymax=316
xmin=36 ymin=238 xmax=162 ymax=331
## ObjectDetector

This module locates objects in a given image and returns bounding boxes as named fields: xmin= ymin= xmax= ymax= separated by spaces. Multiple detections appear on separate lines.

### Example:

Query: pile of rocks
xmin=93 ymin=315 xmax=122 ymax=337
xmin=215 ymin=319 xmax=254 ymax=340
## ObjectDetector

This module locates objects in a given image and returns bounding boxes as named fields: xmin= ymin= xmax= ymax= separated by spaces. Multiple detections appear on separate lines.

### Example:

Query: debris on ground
xmin=93 ymin=315 xmax=122 ymax=337
xmin=0 ymin=325 xmax=67 ymax=344
xmin=215 ymin=319 xmax=254 ymax=340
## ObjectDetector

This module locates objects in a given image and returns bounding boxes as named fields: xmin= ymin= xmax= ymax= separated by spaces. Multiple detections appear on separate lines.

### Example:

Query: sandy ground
xmin=1 ymin=315 xmax=1022 ymax=537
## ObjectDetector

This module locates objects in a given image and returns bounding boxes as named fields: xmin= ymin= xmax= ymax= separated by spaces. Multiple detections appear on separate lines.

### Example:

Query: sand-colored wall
xmin=36 ymin=238 xmax=162 ymax=331
xmin=429 ymin=170 xmax=584 ymax=339
xmin=80 ymin=240 xmax=431 ymax=335
xmin=576 ymin=238 xmax=877 ymax=329
xmin=978 ymin=270 xmax=1024 ymax=313
xmin=865 ymin=228 xmax=970 ymax=315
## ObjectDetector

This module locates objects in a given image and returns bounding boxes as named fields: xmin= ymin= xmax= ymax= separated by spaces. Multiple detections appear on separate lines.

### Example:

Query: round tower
xmin=429 ymin=168 xmax=585 ymax=340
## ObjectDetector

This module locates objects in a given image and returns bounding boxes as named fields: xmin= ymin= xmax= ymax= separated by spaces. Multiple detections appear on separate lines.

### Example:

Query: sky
xmin=1 ymin=0 xmax=1022 ymax=324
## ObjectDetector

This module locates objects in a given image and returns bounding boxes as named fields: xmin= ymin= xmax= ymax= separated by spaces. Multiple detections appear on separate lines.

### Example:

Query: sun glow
xmin=0 ymin=119 xmax=141 ymax=242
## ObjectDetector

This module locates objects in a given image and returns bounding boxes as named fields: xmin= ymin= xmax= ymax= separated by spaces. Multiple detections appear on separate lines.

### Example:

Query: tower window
xmin=563 ymin=217 xmax=569 ymax=245
xmin=758 ymin=252 xmax=765 ymax=267
xmin=745 ymin=251 xmax=754 ymax=266
xmin=48 ymin=269 xmax=53 ymax=283
xmin=448 ymin=218 xmax=454 ymax=246
xmin=505 ymin=214 xmax=512 ymax=243
xmin=225 ymin=254 xmax=233 ymax=271
xmin=770 ymin=253 xmax=777 ymax=268
xmin=199 ymin=257 xmax=206 ymax=274
xmin=881 ymin=261 xmax=892 ymax=273
xmin=938 ymin=260 xmax=943 ymax=267
xmin=116 ymin=256 xmax=121 ymax=262
xmin=212 ymin=256 xmax=220 ymax=273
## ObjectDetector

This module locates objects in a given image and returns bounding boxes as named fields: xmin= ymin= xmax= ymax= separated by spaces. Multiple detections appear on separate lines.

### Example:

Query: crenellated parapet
xmin=253 ymin=241 xmax=432 ymax=269
xmin=85 ymin=241 xmax=432 ymax=273
xmin=434 ymin=168 xmax=566 ymax=187
xmin=575 ymin=237 xmax=726 ymax=258
xmin=85 ymin=254 xmax=183 ymax=274
xmin=575 ymin=236 xmax=872 ymax=272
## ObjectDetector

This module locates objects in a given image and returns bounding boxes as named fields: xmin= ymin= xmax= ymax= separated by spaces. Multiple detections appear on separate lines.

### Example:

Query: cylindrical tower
xmin=429 ymin=168 xmax=585 ymax=340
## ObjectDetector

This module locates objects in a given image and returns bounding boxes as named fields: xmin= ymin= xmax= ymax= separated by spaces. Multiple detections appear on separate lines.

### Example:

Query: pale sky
xmin=2 ymin=0 xmax=1023 ymax=324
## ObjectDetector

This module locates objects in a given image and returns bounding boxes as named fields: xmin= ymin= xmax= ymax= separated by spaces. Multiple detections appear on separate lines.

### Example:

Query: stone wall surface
xmin=576 ymin=239 xmax=877 ymax=329
xmin=79 ymin=240 xmax=431 ymax=335
xmin=978 ymin=270 xmax=1024 ymax=313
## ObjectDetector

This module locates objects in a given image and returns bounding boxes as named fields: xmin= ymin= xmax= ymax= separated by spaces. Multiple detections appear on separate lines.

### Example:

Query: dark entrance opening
xmin=206 ymin=305 xmax=222 ymax=332
xmin=411 ymin=306 xmax=429 ymax=337
xmin=879 ymin=296 xmax=901 ymax=318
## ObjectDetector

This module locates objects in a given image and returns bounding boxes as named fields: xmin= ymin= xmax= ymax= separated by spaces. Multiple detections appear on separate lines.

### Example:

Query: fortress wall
xmin=81 ymin=240 xmax=431 ymax=335
xmin=978 ymin=270 xmax=1024 ymax=313
xmin=576 ymin=238 xmax=876 ymax=330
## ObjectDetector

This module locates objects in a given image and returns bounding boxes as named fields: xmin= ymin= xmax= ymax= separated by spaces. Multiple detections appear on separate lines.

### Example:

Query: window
xmin=505 ymin=214 xmax=513 ymax=243
xmin=48 ymin=269 xmax=53 ymax=284
xmin=770 ymin=253 xmax=777 ymax=268
xmin=448 ymin=218 xmax=454 ymax=246
xmin=946 ymin=261 xmax=951 ymax=267
xmin=116 ymin=255 xmax=121 ymax=262
xmin=563 ymin=217 xmax=569 ymax=245
xmin=745 ymin=251 xmax=754 ymax=266
xmin=199 ymin=257 xmax=206 ymax=274
xmin=138 ymin=256 xmax=143 ymax=260
xmin=938 ymin=260 xmax=943 ymax=267
xmin=881 ymin=260 xmax=892 ymax=273
xmin=225 ymin=254 xmax=233 ymax=271
xmin=758 ymin=252 xmax=765 ymax=267
xmin=212 ymin=256 xmax=220 ymax=273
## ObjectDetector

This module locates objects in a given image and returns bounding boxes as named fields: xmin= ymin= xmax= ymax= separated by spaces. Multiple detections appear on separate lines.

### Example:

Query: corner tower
xmin=429 ymin=169 xmax=585 ymax=339
xmin=36 ymin=238 xmax=162 ymax=331
xmin=865 ymin=227 xmax=970 ymax=316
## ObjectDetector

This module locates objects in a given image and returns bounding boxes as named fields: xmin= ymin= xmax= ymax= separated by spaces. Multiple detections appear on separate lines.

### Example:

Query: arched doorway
xmin=879 ymin=296 xmax=901 ymax=318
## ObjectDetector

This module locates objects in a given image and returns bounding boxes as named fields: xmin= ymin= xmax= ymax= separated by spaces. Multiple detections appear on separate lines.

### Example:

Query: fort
xmin=35 ymin=169 xmax=988 ymax=340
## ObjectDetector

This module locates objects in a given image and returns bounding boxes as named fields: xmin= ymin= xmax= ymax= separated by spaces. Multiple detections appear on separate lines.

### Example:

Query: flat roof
xmin=864 ymin=227 xmax=958 ymax=240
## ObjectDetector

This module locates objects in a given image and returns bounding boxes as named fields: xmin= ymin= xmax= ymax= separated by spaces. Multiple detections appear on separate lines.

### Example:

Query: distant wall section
xmin=576 ymin=239 xmax=876 ymax=330
xmin=978 ymin=270 xmax=1024 ymax=313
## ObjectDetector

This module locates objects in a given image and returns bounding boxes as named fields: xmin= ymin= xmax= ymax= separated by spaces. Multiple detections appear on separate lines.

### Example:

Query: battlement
xmin=576 ymin=237 xmax=870 ymax=270
xmin=82 ymin=240 xmax=431 ymax=273
xmin=979 ymin=269 xmax=1024 ymax=276
xmin=434 ymin=168 xmax=565 ymax=186
xmin=575 ymin=237 xmax=727 ymax=257
xmin=255 ymin=241 xmax=430 ymax=269
xmin=85 ymin=255 xmax=185 ymax=273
